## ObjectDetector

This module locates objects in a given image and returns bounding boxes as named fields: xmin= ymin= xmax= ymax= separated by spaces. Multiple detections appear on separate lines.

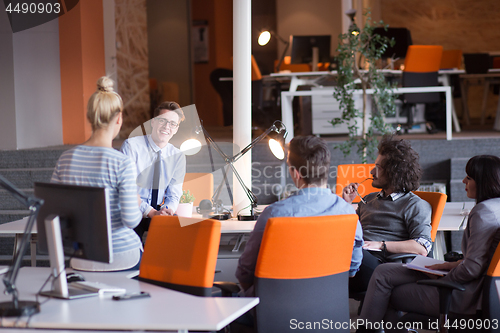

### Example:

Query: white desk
xmin=0 ymin=216 xmax=256 ymax=266
xmin=433 ymin=201 xmax=476 ymax=260
xmin=281 ymin=86 xmax=453 ymax=142
xmin=0 ymin=217 xmax=37 ymax=266
xmin=0 ymin=267 xmax=259 ymax=332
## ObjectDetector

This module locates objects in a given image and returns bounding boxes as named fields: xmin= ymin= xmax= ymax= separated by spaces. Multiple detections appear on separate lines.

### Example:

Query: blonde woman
xmin=51 ymin=76 xmax=142 ymax=271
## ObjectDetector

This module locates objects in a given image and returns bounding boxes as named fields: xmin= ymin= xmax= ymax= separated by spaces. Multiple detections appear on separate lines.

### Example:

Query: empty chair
xmin=398 ymin=45 xmax=443 ymax=133
xmin=138 ymin=216 xmax=221 ymax=296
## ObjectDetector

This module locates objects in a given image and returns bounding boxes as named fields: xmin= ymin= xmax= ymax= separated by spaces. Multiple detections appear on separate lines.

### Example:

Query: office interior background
xmin=2 ymin=0 xmax=500 ymax=151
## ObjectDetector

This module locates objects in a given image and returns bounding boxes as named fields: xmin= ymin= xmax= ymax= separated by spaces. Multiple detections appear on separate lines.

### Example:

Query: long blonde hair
xmin=87 ymin=76 xmax=123 ymax=130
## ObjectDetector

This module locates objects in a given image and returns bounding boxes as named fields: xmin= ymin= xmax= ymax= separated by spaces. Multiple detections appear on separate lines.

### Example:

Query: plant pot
xmin=176 ymin=202 xmax=193 ymax=218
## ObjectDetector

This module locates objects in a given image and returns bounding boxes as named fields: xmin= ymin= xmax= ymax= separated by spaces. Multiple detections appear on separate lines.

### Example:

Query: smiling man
xmin=342 ymin=134 xmax=432 ymax=294
xmin=121 ymin=101 xmax=186 ymax=241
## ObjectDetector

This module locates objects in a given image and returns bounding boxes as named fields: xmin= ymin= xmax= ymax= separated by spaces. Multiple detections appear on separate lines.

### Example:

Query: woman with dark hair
xmin=356 ymin=155 xmax=500 ymax=333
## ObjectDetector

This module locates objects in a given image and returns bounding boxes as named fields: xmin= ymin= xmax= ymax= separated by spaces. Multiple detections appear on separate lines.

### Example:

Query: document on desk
xmin=404 ymin=255 xmax=449 ymax=276
xmin=0 ymin=265 xmax=8 ymax=275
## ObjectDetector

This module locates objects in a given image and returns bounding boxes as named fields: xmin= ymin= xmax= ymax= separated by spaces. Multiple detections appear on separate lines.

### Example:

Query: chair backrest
xmin=463 ymin=53 xmax=490 ymax=74
xmin=275 ymin=57 xmax=311 ymax=72
xmin=254 ymin=214 xmax=359 ymax=333
xmin=138 ymin=216 xmax=221 ymax=296
xmin=335 ymin=164 xmax=377 ymax=203
xmin=183 ymin=172 xmax=214 ymax=206
xmin=404 ymin=45 xmax=443 ymax=73
xmin=484 ymin=242 xmax=500 ymax=324
xmin=440 ymin=49 xmax=463 ymax=69
xmin=413 ymin=191 xmax=447 ymax=242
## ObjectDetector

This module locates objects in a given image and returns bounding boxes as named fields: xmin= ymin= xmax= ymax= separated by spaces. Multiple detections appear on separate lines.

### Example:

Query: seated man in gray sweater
xmin=343 ymin=134 xmax=432 ymax=293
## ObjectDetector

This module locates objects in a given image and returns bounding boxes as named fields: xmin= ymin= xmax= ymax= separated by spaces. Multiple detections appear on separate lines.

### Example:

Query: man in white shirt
xmin=121 ymin=101 xmax=186 ymax=240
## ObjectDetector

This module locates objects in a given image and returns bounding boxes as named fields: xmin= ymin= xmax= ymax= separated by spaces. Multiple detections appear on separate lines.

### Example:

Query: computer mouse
xmin=66 ymin=272 xmax=85 ymax=283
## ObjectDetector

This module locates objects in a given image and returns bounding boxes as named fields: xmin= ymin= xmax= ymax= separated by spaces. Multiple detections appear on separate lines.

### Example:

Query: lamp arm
xmin=228 ymin=162 xmax=258 ymax=209
xmin=201 ymin=125 xmax=232 ymax=162
xmin=0 ymin=175 xmax=43 ymax=301
xmin=232 ymin=120 xmax=286 ymax=163
xmin=276 ymin=40 xmax=290 ymax=73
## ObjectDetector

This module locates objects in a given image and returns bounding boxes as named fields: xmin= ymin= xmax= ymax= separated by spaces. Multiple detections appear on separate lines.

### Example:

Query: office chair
xmin=440 ymin=50 xmax=463 ymax=70
xmin=254 ymin=214 xmax=358 ymax=333
xmin=397 ymin=45 xmax=443 ymax=134
xmin=387 ymin=191 xmax=447 ymax=262
xmin=183 ymin=172 xmax=214 ymax=206
xmin=138 ymin=216 xmax=221 ymax=296
xmin=335 ymin=164 xmax=377 ymax=203
xmin=216 ymin=214 xmax=359 ymax=333
xmin=399 ymin=242 xmax=500 ymax=333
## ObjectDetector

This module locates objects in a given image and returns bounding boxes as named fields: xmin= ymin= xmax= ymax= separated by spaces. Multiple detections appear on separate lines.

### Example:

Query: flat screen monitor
xmin=290 ymin=35 xmax=331 ymax=64
xmin=34 ymin=182 xmax=113 ymax=264
xmin=372 ymin=27 xmax=412 ymax=59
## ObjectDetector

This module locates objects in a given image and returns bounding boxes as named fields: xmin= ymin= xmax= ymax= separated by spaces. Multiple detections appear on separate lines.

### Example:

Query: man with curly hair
xmin=343 ymin=134 xmax=432 ymax=294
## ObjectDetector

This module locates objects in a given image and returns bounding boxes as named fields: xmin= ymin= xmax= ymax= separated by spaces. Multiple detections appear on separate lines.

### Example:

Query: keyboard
xmin=70 ymin=281 xmax=126 ymax=296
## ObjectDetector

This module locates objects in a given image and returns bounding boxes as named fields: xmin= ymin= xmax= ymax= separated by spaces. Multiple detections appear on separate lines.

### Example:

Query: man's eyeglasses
xmin=155 ymin=118 xmax=179 ymax=128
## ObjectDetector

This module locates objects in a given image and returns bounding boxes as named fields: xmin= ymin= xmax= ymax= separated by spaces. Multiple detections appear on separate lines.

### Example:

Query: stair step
xmin=0 ymin=168 xmax=54 ymax=188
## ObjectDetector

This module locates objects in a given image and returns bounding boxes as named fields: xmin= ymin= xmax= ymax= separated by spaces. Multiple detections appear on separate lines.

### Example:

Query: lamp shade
xmin=258 ymin=31 xmax=271 ymax=46
xmin=180 ymin=138 xmax=202 ymax=156
xmin=267 ymin=125 xmax=287 ymax=160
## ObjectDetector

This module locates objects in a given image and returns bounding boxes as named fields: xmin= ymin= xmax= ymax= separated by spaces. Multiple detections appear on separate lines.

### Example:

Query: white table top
xmin=0 ymin=267 xmax=258 ymax=331
xmin=0 ymin=216 xmax=255 ymax=235
xmin=438 ymin=201 xmax=476 ymax=231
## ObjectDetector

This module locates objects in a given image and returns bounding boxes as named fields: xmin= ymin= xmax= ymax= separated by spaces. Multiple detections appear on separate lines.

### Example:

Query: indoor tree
xmin=332 ymin=10 xmax=396 ymax=163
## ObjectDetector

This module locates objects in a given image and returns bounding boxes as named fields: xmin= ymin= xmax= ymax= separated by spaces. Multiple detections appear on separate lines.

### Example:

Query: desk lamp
xmin=181 ymin=120 xmax=287 ymax=220
xmin=0 ymin=175 xmax=43 ymax=317
xmin=258 ymin=30 xmax=290 ymax=73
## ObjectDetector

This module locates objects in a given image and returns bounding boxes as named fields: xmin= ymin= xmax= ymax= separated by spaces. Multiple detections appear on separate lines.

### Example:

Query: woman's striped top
xmin=51 ymin=145 xmax=142 ymax=254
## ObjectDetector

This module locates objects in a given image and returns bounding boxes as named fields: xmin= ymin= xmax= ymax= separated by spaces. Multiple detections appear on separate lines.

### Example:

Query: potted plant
xmin=176 ymin=190 xmax=195 ymax=217
xmin=332 ymin=10 xmax=396 ymax=163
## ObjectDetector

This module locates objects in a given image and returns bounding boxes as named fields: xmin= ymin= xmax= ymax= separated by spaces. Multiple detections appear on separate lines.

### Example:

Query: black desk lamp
xmin=0 ymin=175 xmax=43 ymax=317
xmin=258 ymin=30 xmax=290 ymax=73
xmin=183 ymin=120 xmax=287 ymax=220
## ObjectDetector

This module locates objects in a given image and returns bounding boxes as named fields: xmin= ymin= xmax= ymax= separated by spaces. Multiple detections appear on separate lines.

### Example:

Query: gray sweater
xmin=357 ymin=191 xmax=432 ymax=244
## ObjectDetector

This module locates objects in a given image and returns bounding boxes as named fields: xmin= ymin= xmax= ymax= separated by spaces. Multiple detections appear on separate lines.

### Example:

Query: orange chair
xmin=335 ymin=164 xmax=377 ymax=203
xmin=413 ymin=191 xmax=447 ymax=243
xmin=399 ymin=45 xmax=443 ymax=133
xmin=138 ymin=216 xmax=221 ymax=296
xmin=439 ymin=49 xmax=463 ymax=70
xmin=182 ymin=172 xmax=214 ymax=206
xmin=253 ymin=214 xmax=359 ymax=332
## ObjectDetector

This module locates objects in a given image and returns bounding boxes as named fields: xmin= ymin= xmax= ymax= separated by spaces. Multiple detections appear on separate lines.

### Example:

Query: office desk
xmin=0 ymin=217 xmax=37 ymax=266
xmin=434 ymin=201 xmax=475 ymax=260
xmin=281 ymin=86 xmax=453 ymax=142
xmin=0 ymin=267 xmax=259 ymax=332
xmin=1 ymin=216 xmax=256 ymax=267
xmin=459 ymin=72 xmax=500 ymax=126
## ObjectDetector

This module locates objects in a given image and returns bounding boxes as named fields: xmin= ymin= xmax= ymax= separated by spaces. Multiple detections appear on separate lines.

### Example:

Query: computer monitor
xmin=34 ymin=182 xmax=113 ymax=299
xmin=372 ymin=27 xmax=413 ymax=59
xmin=290 ymin=35 xmax=331 ymax=65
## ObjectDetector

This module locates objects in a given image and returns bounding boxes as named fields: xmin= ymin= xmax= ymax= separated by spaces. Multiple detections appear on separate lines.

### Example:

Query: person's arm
xmin=235 ymin=207 xmax=271 ymax=291
xmin=349 ymin=220 xmax=364 ymax=277
xmin=121 ymin=139 xmax=152 ymax=217
xmin=400 ymin=197 xmax=433 ymax=255
xmin=162 ymin=152 xmax=186 ymax=213
xmin=363 ymin=239 xmax=428 ymax=256
xmin=342 ymin=182 xmax=359 ymax=204
xmin=117 ymin=159 xmax=142 ymax=229
xmin=445 ymin=206 xmax=499 ymax=284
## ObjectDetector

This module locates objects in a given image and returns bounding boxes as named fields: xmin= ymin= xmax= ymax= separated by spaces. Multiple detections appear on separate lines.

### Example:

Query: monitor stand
xmin=38 ymin=215 xmax=98 ymax=300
